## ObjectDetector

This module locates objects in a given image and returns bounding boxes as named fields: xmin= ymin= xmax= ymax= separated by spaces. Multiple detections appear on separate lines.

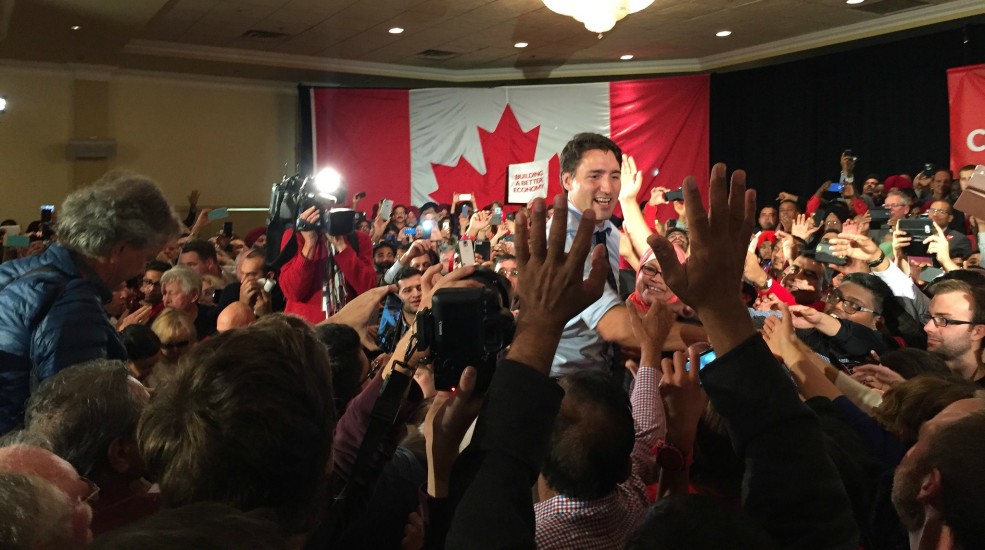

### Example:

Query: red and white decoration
xmin=311 ymin=75 xmax=709 ymax=220
xmin=948 ymin=63 xmax=985 ymax=174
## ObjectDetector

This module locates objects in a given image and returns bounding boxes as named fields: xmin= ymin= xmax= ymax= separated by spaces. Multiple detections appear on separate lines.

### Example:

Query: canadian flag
xmin=311 ymin=75 xmax=709 ymax=219
xmin=948 ymin=63 xmax=985 ymax=173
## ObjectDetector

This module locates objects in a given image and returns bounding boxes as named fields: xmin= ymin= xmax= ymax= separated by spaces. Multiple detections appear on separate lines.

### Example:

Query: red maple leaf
xmin=430 ymin=105 xmax=562 ymax=210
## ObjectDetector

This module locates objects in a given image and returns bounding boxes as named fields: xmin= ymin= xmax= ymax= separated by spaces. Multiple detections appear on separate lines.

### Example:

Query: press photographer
xmin=276 ymin=169 xmax=377 ymax=323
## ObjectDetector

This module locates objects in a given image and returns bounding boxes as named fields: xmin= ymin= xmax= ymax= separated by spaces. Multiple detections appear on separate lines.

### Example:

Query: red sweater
xmin=278 ymin=230 xmax=377 ymax=323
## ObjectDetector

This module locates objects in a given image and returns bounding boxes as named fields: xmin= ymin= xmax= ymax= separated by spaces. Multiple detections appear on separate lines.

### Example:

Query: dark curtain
xmin=710 ymin=22 xmax=985 ymax=211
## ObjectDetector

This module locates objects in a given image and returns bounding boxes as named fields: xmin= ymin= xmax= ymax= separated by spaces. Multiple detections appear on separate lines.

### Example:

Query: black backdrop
xmin=710 ymin=21 xmax=985 ymax=210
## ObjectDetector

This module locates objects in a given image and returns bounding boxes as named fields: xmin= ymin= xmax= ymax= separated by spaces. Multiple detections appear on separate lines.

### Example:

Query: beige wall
xmin=0 ymin=67 xmax=75 ymax=227
xmin=0 ymin=64 xmax=296 ymax=234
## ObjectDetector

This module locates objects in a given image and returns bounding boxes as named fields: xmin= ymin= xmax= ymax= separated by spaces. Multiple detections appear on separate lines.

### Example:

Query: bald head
xmin=216 ymin=302 xmax=256 ymax=333
xmin=0 ymin=445 xmax=94 ymax=547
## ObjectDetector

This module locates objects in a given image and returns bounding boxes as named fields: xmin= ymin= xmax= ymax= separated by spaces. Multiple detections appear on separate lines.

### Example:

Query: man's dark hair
xmin=137 ymin=314 xmax=336 ymax=534
xmin=24 ymin=360 xmax=144 ymax=477
xmin=315 ymin=323 xmax=363 ymax=414
xmin=778 ymin=199 xmax=799 ymax=211
xmin=919 ymin=410 xmax=985 ymax=550
xmin=494 ymin=254 xmax=516 ymax=270
xmin=373 ymin=241 xmax=397 ymax=256
xmin=180 ymin=239 xmax=218 ymax=263
xmin=559 ymin=133 xmax=623 ymax=177
xmin=88 ymin=501 xmax=288 ymax=550
xmin=394 ymin=266 xmax=422 ymax=285
xmin=959 ymin=164 xmax=976 ymax=173
xmin=627 ymin=494 xmax=776 ymax=550
xmin=878 ymin=348 xmax=949 ymax=380
xmin=120 ymin=324 xmax=162 ymax=362
xmin=145 ymin=259 xmax=173 ymax=274
xmin=542 ymin=370 xmax=634 ymax=500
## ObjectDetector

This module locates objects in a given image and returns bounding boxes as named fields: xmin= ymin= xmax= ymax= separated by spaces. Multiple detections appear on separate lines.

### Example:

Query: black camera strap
xmin=329 ymin=334 xmax=419 ymax=510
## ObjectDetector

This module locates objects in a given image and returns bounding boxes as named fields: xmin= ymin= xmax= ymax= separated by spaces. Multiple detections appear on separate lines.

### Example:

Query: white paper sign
xmin=507 ymin=159 xmax=549 ymax=204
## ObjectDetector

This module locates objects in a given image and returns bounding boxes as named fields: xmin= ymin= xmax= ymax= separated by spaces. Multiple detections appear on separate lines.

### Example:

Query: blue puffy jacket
xmin=0 ymin=245 xmax=127 ymax=434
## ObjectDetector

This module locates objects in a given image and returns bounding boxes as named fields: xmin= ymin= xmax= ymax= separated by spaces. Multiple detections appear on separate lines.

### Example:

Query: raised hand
xmin=828 ymin=232 xmax=882 ymax=264
xmin=298 ymin=206 xmax=322 ymax=257
xmin=850 ymin=363 xmax=905 ymax=391
xmin=187 ymin=189 xmax=200 ymax=208
xmin=425 ymin=366 xmax=484 ymax=498
xmin=647 ymin=163 xmax=757 ymax=356
xmin=619 ymin=154 xmax=643 ymax=202
xmin=791 ymin=213 xmax=819 ymax=241
xmin=649 ymin=187 xmax=671 ymax=207
xmin=508 ymin=195 xmax=608 ymax=374
xmin=627 ymin=300 xmax=674 ymax=364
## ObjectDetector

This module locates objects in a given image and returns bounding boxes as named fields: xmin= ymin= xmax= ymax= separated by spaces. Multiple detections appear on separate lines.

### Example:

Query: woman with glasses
xmin=790 ymin=273 xmax=925 ymax=363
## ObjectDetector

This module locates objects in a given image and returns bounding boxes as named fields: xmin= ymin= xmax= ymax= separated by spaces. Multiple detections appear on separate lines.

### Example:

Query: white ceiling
xmin=1 ymin=0 xmax=983 ymax=84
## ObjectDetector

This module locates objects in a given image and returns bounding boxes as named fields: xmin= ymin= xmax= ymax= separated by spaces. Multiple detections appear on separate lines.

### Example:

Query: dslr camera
xmin=415 ymin=267 xmax=515 ymax=392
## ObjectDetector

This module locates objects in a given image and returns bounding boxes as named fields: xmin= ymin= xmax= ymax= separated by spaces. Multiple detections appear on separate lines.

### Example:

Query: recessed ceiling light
xmin=620 ymin=54 xmax=634 ymax=60
xmin=514 ymin=42 xmax=528 ymax=48
xmin=388 ymin=27 xmax=404 ymax=34
xmin=0 ymin=97 xmax=7 ymax=112
xmin=846 ymin=0 xmax=864 ymax=4
xmin=70 ymin=25 xmax=81 ymax=31
xmin=716 ymin=30 xmax=732 ymax=37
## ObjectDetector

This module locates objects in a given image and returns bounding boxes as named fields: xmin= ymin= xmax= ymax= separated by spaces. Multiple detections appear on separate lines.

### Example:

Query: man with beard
xmin=923 ymin=279 xmax=985 ymax=385
xmin=757 ymin=206 xmax=778 ymax=231
xmin=373 ymin=242 xmax=397 ymax=276
xmin=892 ymin=398 xmax=985 ymax=549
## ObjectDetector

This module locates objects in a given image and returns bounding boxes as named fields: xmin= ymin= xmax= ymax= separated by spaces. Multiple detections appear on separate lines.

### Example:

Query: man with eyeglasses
xmin=882 ymin=190 xmax=912 ymax=226
xmin=924 ymin=201 xmax=973 ymax=260
xmin=924 ymin=279 xmax=985 ymax=384
xmin=138 ymin=260 xmax=172 ymax=323
xmin=494 ymin=254 xmax=519 ymax=298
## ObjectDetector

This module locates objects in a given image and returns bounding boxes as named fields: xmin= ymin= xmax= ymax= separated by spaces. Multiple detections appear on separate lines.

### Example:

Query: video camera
xmin=415 ymin=267 xmax=515 ymax=392
xmin=264 ymin=168 xmax=356 ymax=268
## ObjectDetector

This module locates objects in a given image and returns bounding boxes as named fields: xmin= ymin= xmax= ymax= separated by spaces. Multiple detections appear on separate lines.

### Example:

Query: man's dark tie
xmin=594 ymin=228 xmax=619 ymax=293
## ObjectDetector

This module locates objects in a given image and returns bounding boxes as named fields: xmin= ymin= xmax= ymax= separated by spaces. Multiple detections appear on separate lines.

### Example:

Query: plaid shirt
xmin=535 ymin=366 xmax=665 ymax=549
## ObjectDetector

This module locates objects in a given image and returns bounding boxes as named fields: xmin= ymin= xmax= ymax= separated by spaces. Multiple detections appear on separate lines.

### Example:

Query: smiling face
xmin=397 ymin=274 xmax=423 ymax=315
xmin=635 ymin=259 xmax=674 ymax=306
xmin=562 ymin=149 xmax=621 ymax=224
xmin=825 ymin=281 xmax=879 ymax=329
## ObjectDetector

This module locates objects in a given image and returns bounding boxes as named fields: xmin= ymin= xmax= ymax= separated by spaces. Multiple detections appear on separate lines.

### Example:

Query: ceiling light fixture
xmin=542 ymin=0 xmax=655 ymax=34
xmin=70 ymin=25 xmax=81 ymax=31
xmin=716 ymin=30 xmax=732 ymax=37
xmin=514 ymin=42 xmax=528 ymax=48
xmin=0 ymin=96 xmax=7 ymax=113
xmin=388 ymin=27 xmax=404 ymax=34
xmin=846 ymin=0 xmax=864 ymax=4
xmin=620 ymin=54 xmax=634 ymax=60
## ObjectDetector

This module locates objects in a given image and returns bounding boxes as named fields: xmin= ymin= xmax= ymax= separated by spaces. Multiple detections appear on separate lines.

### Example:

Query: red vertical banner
xmin=312 ymin=89 xmax=411 ymax=212
xmin=609 ymin=75 xmax=710 ymax=222
xmin=948 ymin=64 xmax=985 ymax=174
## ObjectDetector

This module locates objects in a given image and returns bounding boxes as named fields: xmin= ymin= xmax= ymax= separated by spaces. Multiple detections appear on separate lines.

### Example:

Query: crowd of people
xmin=0 ymin=136 xmax=983 ymax=550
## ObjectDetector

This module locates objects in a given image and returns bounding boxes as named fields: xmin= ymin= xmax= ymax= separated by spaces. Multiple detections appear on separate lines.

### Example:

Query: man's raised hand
xmin=507 ymin=195 xmax=608 ymax=374
xmin=647 ymin=164 xmax=757 ymax=357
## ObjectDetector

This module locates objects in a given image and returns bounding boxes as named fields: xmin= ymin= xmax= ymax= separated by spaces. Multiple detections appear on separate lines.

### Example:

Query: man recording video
xmin=279 ymin=199 xmax=377 ymax=324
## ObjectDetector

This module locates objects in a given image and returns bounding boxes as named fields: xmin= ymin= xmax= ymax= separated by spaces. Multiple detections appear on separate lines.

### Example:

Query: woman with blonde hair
xmin=148 ymin=308 xmax=197 ymax=387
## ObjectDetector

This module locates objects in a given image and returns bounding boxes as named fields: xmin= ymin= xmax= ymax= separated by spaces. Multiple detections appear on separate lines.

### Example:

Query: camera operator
xmin=279 ymin=206 xmax=377 ymax=324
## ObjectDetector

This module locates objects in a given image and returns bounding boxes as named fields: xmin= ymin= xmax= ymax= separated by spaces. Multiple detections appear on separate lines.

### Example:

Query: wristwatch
xmin=654 ymin=439 xmax=693 ymax=471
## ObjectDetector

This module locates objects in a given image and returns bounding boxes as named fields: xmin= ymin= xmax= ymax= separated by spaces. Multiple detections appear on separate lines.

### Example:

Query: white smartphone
xmin=380 ymin=199 xmax=394 ymax=221
xmin=458 ymin=193 xmax=472 ymax=201
xmin=490 ymin=207 xmax=503 ymax=225
xmin=459 ymin=240 xmax=476 ymax=266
